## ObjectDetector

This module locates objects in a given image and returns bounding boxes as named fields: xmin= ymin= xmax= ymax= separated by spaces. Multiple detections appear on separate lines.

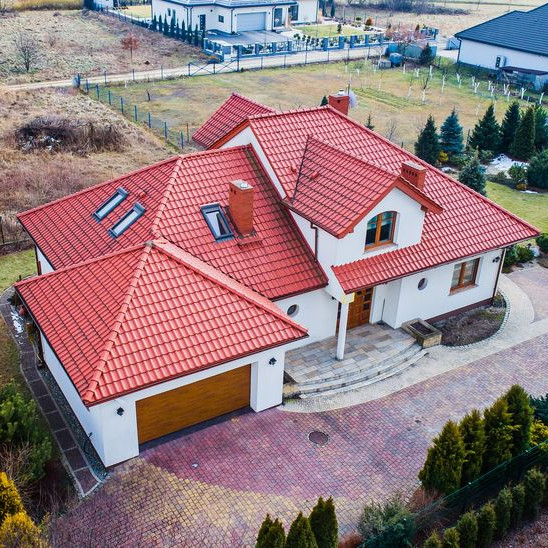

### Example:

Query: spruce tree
xmin=503 ymin=385 xmax=533 ymax=456
xmin=469 ymin=104 xmax=501 ymax=154
xmin=309 ymin=497 xmax=338 ymax=548
xmin=459 ymin=409 xmax=485 ymax=485
xmin=418 ymin=421 xmax=466 ymax=494
xmin=458 ymin=155 xmax=486 ymax=195
xmin=483 ymin=397 xmax=514 ymax=472
xmin=500 ymin=101 xmax=521 ymax=154
xmin=286 ymin=513 xmax=318 ymax=548
xmin=414 ymin=115 xmax=441 ymax=166
xmin=528 ymin=149 xmax=548 ymax=189
xmin=510 ymin=106 xmax=536 ymax=161
xmin=365 ymin=113 xmax=374 ymax=130
xmin=320 ymin=95 xmax=328 ymax=106
xmin=440 ymin=108 xmax=464 ymax=159
xmin=534 ymin=105 xmax=548 ymax=151
xmin=419 ymin=44 xmax=434 ymax=66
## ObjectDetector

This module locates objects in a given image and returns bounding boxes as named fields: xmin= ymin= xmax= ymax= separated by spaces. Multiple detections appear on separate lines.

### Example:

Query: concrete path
xmin=52 ymin=269 xmax=548 ymax=546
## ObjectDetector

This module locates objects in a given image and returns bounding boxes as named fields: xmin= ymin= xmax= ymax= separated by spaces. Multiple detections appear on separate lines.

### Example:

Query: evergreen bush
xmin=309 ymin=496 xmax=338 ymax=548
xmin=359 ymin=495 xmax=414 ymax=545
xmin=476 ymin=502 xmax=496 ymax=548
xmin=0 ymin=512 xmax=41 ymax=548
xmin=414 ymin=115 xmax=441 ymax=166
xmin=534 ymin=105 xmax=548 ymax=151
xmin=320 ymin=95 xmax=328 ymax=106
xmin=516 ymin=246 xmax=534 ymax=263
xmin=523 ymin=468 xmax=545 ymax=519
xmin=441 ymin=527 xmax=459 ymax=548
xmin=510 ymin=484 xmax=525 ymax=528
xmin=494 ymin=487 xmax=513 ymax=538
xmin=503 ymin=245 xmax=518 ymax=268
xmin=530 ymin=419 xmax=548 ymax=446
xmin=423 ymin=531 xmax=442 ymax=548
xmin=536 ymin=234 xmax=548 ymax=254
xmin=503 ymin=385 xmax=533 ymax=455
xmin=0 ymin=473 xmax=23 ymax=525
xmin=456 ymin=511 xmax=478 ymax=548
xmin=483 ymin=397 xmax=514 ymax=472
xmin=508 ymin=164 xmax=527 ymax=187
xmin=365 ymin=113 xmax=374 ymax=130
xmin=286 ymin=513 xmax=318 ymax=548
xmin=510 ymin=107 xmax=536 ymax=161
xmin=501 ymin=101 xmax=521 ymax=154
xmin=163 ymin=17 xmax=169 ymax=35
xmin=419 ymin=44 xmax=434 ymax=66
xmin=458 ymin=155 xmax=486 ymax=196
xmin=469 ymin=104 xmax=501 ymax=154
xmin=459 ymin=409 xmax=485 ymax=485
xmin=527 ymin=149 xmax=548 ymax=189
xmin=440 ymin=109 xmax=464 ymax=159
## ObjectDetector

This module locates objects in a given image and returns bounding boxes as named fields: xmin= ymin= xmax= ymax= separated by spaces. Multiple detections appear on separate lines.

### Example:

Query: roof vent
xmin=400 ymin=161 xmax=427 ymax=191
xmin=328 ymin=91 xmax=350 ymax=116
xmin=229 ymin=179 xmax=254 ymax=236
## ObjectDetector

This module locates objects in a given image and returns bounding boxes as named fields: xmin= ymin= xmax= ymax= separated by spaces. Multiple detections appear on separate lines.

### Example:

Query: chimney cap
xmin=231 ymin=179 xmax=253 ymax=190
xmin=402 ymin=160 xmax=426 ymax=172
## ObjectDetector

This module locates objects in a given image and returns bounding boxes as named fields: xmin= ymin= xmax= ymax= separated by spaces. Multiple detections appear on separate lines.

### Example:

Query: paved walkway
xmin=0 ymin=288 xmax=103 ymax=497
xmin=52 ymin=271 xmax=548 ymax=546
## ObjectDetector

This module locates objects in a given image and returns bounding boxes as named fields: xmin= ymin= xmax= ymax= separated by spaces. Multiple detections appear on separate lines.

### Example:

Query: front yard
xmin=295 ymin=23 xmax=367 ymax=37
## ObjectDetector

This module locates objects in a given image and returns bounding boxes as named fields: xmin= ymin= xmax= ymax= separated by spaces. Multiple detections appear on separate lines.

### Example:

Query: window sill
xmin=363 ymin=242 xmax=397 ymax=255
xmin=449 ymin=283 xmax=477 ymax=295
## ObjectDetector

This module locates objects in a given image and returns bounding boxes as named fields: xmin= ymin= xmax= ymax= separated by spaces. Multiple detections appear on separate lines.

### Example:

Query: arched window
xmin=365 ymin=211 xmax=396 ymax=249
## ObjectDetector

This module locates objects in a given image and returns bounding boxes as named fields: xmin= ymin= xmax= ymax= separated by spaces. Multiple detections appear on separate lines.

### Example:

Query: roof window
xmin=108 ymin=203 xmax=146 ymax=238
xmin=201 ymin=204 xmax=233 ymax=242
xmin=93 ymin=187 xmax=128 ymax=221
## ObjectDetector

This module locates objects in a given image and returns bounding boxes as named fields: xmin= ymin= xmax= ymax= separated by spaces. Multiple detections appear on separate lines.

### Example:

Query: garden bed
xmin=433 ymin=296 xmax=506 ymax=347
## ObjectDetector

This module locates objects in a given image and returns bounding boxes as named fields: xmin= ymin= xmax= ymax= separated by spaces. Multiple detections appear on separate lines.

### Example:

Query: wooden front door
xmin=136 ymin=365 xmax=251 ymax=444
xmin=347 ymin=288 xmax=373 ymax=329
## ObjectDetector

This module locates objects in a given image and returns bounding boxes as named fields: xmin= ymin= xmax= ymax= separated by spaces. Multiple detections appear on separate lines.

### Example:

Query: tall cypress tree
xmin=483 ymin=397 xmax=514 ymax=472
xmin=163 ymin=15 xmax=169 ymax=35
xmin=510 ymin=106 xmax=536 ymax=161
xmin=534 ymin=105 xmax=548 ymax=151
xmin=181 ymin=21 xmax=186 ymax=40
xmin=440 ymin=108 xmax=464 ymax=158
xmin=320 ymin=95 xmax=328 ymax=106
xmin=500 ymin=101 xmax=521 ymax=154
xmin=469 ymin=104 xmax=501 ymax=154
xmin=459 ymin=155 xmax=486 ymax=195
xmin=187 ymin=22 xmax=193 ymax=43
xmin=157 ymin=15 xmax=162 ymax=32
xmin=309 ymin=497 xmax=338 ymax=548
xmin=170 ymin=13 xmax=176 ymax=37
xmin=256 ymin=514 xmax=285 ymax=548
xmin=194 ymin=24 xmax=200 ymax=46
xmin=414 ymin=115 xmax=441 ymax=166
xmin=151 ymin=14 xmax=158 ymax=31
xmin=365 ymin=113 xmax=374 ymax=130
xmin=503 ymin=385 xmax=533 ymax=456
xmin=459 ymin=410 xmax=485 ymax=485
xmin=286 ymin=513 xmax=318 ymax=548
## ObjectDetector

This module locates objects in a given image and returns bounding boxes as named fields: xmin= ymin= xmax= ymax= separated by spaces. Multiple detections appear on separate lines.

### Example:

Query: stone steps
xmin=284 ymin=344 xmax=426 ymax=399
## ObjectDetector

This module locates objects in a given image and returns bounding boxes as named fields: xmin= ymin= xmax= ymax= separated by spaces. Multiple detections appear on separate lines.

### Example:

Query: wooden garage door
xmin=136 ymin=365 xmax=251 ymax=444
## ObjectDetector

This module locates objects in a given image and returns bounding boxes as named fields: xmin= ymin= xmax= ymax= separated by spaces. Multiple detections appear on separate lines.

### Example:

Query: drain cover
xmin=308 ymin=430 xmax=329 ymax=446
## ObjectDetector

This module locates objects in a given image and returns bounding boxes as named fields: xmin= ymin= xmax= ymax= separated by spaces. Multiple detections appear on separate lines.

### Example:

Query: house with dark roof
xmin=15 ymin=93 xmax=538 ymax=466
xmin=455 ymin=3 xmax=548 ymax=90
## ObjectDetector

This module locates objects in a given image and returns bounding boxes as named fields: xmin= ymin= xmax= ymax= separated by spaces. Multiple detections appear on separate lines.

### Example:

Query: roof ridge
xmin=455 ymin=9 xmax=525 ymax=37
xmin=152 ymin=240 xmax=307 ymax=334
xmin=231 ymin=92 xmax=276 ymax=112
xmin=81 ymin=243 xmax=153 ymax=404
xmin=17 ymin=156 xmax=180 ymax=220
xmin=249 ymin=104 xmax=331 ymax=121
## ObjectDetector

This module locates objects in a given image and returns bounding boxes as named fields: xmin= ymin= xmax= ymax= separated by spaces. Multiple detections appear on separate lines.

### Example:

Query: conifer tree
xmin=320 ymin=95 xmax=328 ymax=106
xmin=440 ymin=108 xmax=464 ymax=158
xmin=483 ymin=397 xmax=515 ymax=472
xmin=458 ymin=155 xmax=486 ymax=195
xmin=157 ymin=15 xmax=162 ymax=32
xmin=459 ymin=409 xmax=485 ymax=485
xmin=418 ymin=421 xmax=466 ymax=494
xmin=503 ymin=385 xmax=533 ymax=456
xmin=500 ymin=101 xmax=520 ymax=154
xmin=365 ymin=113 xmax=374 ymax=130
xmin=170 ymin=13 xmax=176 ymax=37
xmin=442 ymin=527 xmax=460 ymax=548
xmin=494 ymin=487 xmax=512 ymax=538
xmin=194 ymin=24 xmax=200 ymax=46
xmin=151 ymin=14 xmax=158 ymax=31
xmin=534 ymin=105 xmax=548 ymax=151
xmin=414 ymin=115 xmax=441 ymax=166
xmin=286 ymin=513 xmax=318 ymax=548
xmin=476 ymin=502 xmax=496 ymax=548
xmin=419 ymin=44 xmax=434 ymax=65
xmin=0 ymin=473 xmax=23 ymax=524
xmin=510 ymin=106 xmax=536 ymax=161
xmin=256 ymin=514 xmax=285 ymax=548
xmin=330 ymin=2 xmax=335 ymax=18
xmin=187 ymin=22 xmax=193 ymax=43
xmin=181 ymin=21 xmax=186 ymax=40
xmin=528 ymin=149 xmax=548 ymax=189
xmin=469 ymin=104 xmax=501 ymax=154
xmin=163 ymin=15 xmax=169 ymax=35
xmin=423 ymin=531 xmax=442 ymax=548
xmin=309 ymin=497 xmax=338 ymax=548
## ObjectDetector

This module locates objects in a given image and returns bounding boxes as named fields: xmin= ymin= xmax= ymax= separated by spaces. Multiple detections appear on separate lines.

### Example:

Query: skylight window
xmin=93 ymin=187 xmax=128 ymax=221
xmin=201 ymin=204 xmax=233 ymax=242
xmin=108 ymin=203 xmax=146 ymax=238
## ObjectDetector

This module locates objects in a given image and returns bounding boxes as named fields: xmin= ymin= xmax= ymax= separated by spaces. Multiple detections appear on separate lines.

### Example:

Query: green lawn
xmin=486 ymin=181 xmax=548 ymax=234
xmin=296 ymin=23 xmax=366 ymax=37
xmin=0 ymin=249 xmax=36 ymax=292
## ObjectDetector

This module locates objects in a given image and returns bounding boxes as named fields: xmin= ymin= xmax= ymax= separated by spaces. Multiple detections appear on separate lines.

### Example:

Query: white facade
xmin=458 ymin=39 xmax=548 ymax=73
xmin=36 ymin=247 xmax=54 ymax=275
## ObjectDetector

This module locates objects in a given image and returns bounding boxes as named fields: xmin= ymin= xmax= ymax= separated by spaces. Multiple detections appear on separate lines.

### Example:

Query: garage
xmin=136 ymin=365 xmax=251 ymax=443
xmin=237 ymin=12 xmax=267 ymax=31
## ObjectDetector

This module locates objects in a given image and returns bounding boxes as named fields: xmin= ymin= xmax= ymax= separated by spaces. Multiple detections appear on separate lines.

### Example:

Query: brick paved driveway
xmin=54 ymin=332 xmax=548 ymax=547
xmin=508 ymin=264 xmax=548 ymax=321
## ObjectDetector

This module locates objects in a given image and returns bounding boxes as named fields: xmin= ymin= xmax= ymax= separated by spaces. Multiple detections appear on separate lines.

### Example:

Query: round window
xmin=287 ymin=304 xmax=299 ymax=317
xmin=418 ymin=278 xmax=428 ymax=291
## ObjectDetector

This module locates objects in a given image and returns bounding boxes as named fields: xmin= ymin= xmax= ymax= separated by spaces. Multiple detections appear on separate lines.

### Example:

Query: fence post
xmin=180 ymin=131 xmax=184 ymax=149
xmin=161 ymin=65 xmax=164 ymax=79
xmin=134 ymin=105 xmax=138 ymax=122
xmin=188 ymin=63 xmax=191 ymax=77
xmin=108 ymin=90 xmax=112 ymax=105
xmin=148 ymin=112 xmax=151 ymax=128
xmin=96 ymin=83 xmax=100 ymax=100
xmin=85 ymin=79 xmax=90 ymax=93
xmin=104 ymin=70 xmax=107 ymax=86
xmin=186 ymin=123 xmax=190 ymax=143
xmin=284 ymin=53 xmax=286 ymax=68
xmin=164 ymin=121 xmax=168 ymax=141
xmin=120 ymin=97 xmax=124 ymax=115
xmin=133 ymin=68 xmax=135 ymax=82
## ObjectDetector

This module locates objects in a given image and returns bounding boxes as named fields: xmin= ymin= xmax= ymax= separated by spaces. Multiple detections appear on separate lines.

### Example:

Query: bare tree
xmin=14 ymin=31 xmax=39 ymax=73
xmin=385 ymin=118 xmax=399 ymax=142
xmin=121 ymin=33 xmax=140 ymax=62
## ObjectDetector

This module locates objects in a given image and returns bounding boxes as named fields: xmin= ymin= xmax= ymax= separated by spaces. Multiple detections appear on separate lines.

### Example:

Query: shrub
xmin=510 ymin=107 xmax=536 ymax=161
xmin=490 ymin=171 xmax=508 ymax=185
xmin=504 ymin=246 xmax=518 ymax=268
xmin=0 ymin=511 xmax=41 ymax=548
xmin=516 ymin=246 xmax=534 ymax=263
xmin=442 ymin=526 xmax=459 ymax=548
xmin=478 ymin=149 xmax=495 ymax=164
xmin=459 ymin=409 xmax=485 ymax=485
xmin=523 ymin=468 xmax=545 ymax=519
xmin=536 ymin=234 xmax=548 ymax=254
xmin=494 ymin=487 xmax=513 ymax=538
xmin=483 ymin=397 xmax=514 ymax=472
xmin=256 ymin=514 xmax=285 ymax=548
xmin=515 ymin=182 xmax=528 ymax=191
xmin=365 ymin=17 xmax=373 ymax=26
xmin=510 ymin=483 xmax=525 ymax=528
xmin=531 ymin=419 xmax=548 ymax=446
xmin=503 ymin=385 xmax=534 ymax=455
xmin=476 ymin=502 xmax=496 ymax=548
xmin=438 ymin=150 xmax=449 ymax=164
xmin=451 ymin=154 xmax=468 ymax=169
xmin=423 ymin=531 xmax=442 ymax=547
xmin=508 ymin=164 xmax=527 ymax=186
xmin=0 ymin=383 xmax=52 ymax=483
xmin=309 ymin=496 xmax=338 ymax=548
xmin=419 ymin=421 xmax=466 ymax=494
xmin=337 ymin=532 xmax=362 ymax=548
xmin=527 ymin=149 xmax=548 ymax=189
xmin=0 ymin=473 xmax=23 ymax=525
xmin=286 ymin=513 xmax=318 ymax=548
xmin=456 ymin=511 xmax=478 ymax=548
xmin=458 ymin=156 xmax=486 ymax=196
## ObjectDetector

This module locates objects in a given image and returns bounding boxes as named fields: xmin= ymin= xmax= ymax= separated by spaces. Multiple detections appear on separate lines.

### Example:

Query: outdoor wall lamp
xmin=116 ymin=407 xmax=124 ymax=416
xmin=269 ymin=358 xmax=277 ymax=366
xmin=492 ymin=256 xmax=501 ymax=263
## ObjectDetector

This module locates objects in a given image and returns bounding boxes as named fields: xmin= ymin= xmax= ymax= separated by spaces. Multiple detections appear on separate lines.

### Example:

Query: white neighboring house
xmin=455 ymin=3 xmax=548 ymax=90
xmin=151 ymin=0 xmax=318 ymax=34
xmin=16 ymin=93 xmax=538 ymax=467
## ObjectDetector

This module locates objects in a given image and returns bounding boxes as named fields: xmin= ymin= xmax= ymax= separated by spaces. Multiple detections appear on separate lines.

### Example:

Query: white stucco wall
xmin=36 ymin=247 xmax=54 ymax=275
xmin=293 ymin=0 xmax=317 ymax=23
xmin=370 ymin=249 xmax=503 ymax=327
xmin=458 ymin=39 xmax=548 ymax=72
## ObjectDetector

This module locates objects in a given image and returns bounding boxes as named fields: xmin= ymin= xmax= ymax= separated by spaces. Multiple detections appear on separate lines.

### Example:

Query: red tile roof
xmin=285 ymin=137 xmax=442 ymax=238
xmin=15 ymin=240 xmax=307 ymax=405
xmin=193 ymin=93 xmax=275 ymax=149
xmin=19 ymin=146 xmax=326 ymax=300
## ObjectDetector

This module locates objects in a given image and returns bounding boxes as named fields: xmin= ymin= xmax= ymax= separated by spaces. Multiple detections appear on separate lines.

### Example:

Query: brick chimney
xmin=328 ymin=90 xmax=350 ymax=116
xmin=400 ymin=161 xmax=427 ymax=190
xmin=229 ymin=179 xmax=254 ymax=235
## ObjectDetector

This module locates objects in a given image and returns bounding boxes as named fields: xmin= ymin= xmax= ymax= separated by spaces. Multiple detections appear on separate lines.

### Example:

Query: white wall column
xmin=336 ymin=302 xmax=349 ymax=360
